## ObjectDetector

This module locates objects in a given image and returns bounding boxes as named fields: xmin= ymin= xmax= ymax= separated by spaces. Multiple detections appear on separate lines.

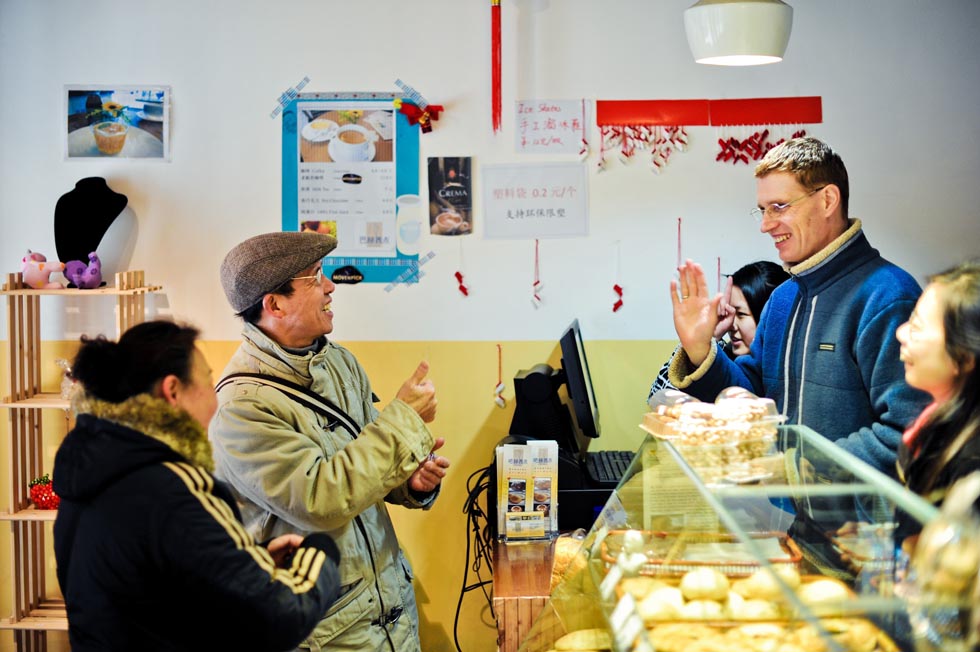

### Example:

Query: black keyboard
xmin=585 ymin=450 xmax=634 ymax=488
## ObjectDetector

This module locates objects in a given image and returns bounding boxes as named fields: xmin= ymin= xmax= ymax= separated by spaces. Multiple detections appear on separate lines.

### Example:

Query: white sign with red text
xmin=482 ymin=163 xmax=588 ymax=239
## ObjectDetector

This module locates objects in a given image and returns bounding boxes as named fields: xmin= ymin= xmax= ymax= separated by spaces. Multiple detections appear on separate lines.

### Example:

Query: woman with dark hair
xmin=729 ymin=261 xmax=792 ymax=356
xmin=896 ymin=260 xmax=980 ymax=514
xmin=650 ymin=260 xmax=789 ymax=396
xmin=53 ymin=320 xmax=342 ymax=652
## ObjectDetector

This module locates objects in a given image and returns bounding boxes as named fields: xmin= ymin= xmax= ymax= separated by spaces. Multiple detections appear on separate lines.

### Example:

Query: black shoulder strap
xmin=215 ymin=372 xmax=360 ymax=439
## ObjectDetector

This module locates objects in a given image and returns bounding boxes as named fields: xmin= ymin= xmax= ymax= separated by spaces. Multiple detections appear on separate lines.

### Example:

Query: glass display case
xmin=515 ymin=425 xmax=955 ymax=652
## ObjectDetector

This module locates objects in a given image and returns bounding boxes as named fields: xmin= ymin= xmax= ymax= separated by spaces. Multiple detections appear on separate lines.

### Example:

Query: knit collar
xmin=787 ymin=217 xmax=862 ymax=276
xmin=72 ymin=392 xmax=215 ymax=472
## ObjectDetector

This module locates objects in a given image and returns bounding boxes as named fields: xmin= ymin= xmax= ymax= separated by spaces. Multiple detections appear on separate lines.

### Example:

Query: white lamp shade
xmin=684 ymin=0 xmax=793 ymax=66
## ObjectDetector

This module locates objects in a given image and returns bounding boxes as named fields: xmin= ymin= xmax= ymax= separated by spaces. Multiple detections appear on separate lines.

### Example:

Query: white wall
xmin=2 ymin=0 xmax=979 ymax=344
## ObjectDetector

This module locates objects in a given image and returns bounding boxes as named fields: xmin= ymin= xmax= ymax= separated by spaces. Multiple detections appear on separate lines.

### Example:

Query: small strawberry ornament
xmin=29 ymin=474 xmax=60 ymax=510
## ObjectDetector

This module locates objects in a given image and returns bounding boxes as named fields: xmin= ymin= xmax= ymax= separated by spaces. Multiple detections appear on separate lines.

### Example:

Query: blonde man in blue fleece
xmin=668 ymin=137 xmax=930 ymax=476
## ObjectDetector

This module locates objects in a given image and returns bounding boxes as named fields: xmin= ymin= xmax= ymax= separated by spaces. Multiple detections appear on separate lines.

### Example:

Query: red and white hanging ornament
xmin=531 ymin=239 xmax=544 ymax=308
xmin=676 ymin=217 xmax=683 ymax=269
xmin=494 ymin=344 xmax=507 ymax=408
xmin=612 ymin=241 xmax=624 ymax=313
xmin=455 ymin=239 xmax=470 ymax=297
xmin=597 ymin=124 xmax=688 ymax=174
xmin=715 ymin=124 xmax=807 ymax=165
xmin=578 ymin=99 xmax=590 ymax=161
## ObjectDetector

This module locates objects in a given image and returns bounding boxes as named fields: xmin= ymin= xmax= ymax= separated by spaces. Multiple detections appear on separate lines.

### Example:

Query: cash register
xmin=488 ymin=319 xmax=634 ymax=533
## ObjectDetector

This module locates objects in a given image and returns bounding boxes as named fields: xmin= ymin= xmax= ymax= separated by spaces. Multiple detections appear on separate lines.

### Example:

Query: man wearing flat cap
xmin=209 ymin=231 xmax=450 ymax=652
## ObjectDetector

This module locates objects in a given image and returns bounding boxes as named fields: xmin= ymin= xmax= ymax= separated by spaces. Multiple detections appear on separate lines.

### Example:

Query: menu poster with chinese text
xmin=282 ymin=94 xmax=420 ymax=283
xmin=515 ymin=99 xmax=587 ymax=155
xmin=427 ymin=156 xmax=473 ymax=236
xmin=482 ymin=163 xmax=588 ymax=239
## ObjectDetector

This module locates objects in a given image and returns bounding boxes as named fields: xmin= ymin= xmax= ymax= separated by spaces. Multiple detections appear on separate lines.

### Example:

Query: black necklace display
xmin=54 ymin=177 xmax=128 ymax=266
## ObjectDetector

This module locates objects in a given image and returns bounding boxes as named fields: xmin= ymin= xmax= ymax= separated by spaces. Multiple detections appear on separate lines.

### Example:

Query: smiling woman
xmin=649 ymin=260 xmax=787 ymax=396
xmin=896 ymin=260 xmax=980 ymax=524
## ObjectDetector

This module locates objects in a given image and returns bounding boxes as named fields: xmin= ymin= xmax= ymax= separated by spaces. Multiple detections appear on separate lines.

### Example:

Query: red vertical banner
xmin=491 ymin=0 xmax=502 ymax=133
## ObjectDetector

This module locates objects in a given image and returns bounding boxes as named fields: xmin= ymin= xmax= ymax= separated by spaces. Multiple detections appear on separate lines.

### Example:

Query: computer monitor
xmin=559 ymin=319 xmax=600 ymax=452
xmin=508 ymin=318 xmax=600 ymax=460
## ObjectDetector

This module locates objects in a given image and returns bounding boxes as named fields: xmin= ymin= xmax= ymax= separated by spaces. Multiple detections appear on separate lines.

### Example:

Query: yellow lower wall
xmin=1 ymin=338 xmax=676 ymax=651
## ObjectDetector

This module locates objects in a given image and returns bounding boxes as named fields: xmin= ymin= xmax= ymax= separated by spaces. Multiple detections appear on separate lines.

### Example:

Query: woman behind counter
xmin=650 ymin=260 xmax=789 ymax=397
xmin=896 ymin=260 xmax=980 ymax=514
xmin=53 ymin=320 xmax=342 ymax=652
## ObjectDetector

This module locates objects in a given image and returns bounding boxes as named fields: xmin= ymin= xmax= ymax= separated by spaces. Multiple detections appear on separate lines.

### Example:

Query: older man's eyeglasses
xmin=291 ymin=267 xmax=324 ymax=286
xmin=750 ymin=186 xmax=826 ymax=223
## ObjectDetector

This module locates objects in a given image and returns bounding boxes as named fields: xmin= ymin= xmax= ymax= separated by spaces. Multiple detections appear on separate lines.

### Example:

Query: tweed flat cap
xmin=220 ymin=231 xmax=337 ymax=313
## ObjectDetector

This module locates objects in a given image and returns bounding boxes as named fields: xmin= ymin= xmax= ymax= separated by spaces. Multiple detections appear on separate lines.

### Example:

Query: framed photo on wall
xmin=65 ymin=85 xmax=171 ymax=161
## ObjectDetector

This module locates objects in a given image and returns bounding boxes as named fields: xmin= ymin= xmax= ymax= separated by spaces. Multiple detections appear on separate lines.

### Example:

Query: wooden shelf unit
xmin=1 ymin=271 xmax=160 ymax=650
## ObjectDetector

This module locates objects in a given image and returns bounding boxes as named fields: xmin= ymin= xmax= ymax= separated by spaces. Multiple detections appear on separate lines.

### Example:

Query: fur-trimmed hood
xmin=54 ymin=392 xmax=214 ymax=502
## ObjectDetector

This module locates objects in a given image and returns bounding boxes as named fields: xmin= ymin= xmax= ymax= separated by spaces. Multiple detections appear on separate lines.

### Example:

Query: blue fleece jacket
xmin=669 ymin=219 xmax=931 ymax=475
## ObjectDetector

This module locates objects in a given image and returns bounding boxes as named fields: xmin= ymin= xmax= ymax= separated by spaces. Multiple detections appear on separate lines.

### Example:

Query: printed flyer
xmin=495 ymin=440 xmax=559 ymax=541
xmin=281 ymin=92 xmax=421 ymax=284
xmin=427 ymin=156 xmax=473 ymax=236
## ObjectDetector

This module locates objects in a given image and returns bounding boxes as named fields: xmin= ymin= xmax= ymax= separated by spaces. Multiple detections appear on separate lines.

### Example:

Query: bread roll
xmin=680 ymin=568 xmax=730 ymax=601
xmin=550 ymin=537 xmax=586 ymax=592
xmin=554 ymin=628 xmax=611 ymax=651
xmin=738 ymin=566 xmax=801 ymax=601
xmin=618 ymin=576 xmax=668 ymax=601
xmin=636 ymin=591 xmax=681 ymax=623
xmin=821 ymin=618 xmax=878 ymax=652
xmin=680 ymin=599 xmax=724 ymax=620
xmin=724 ymin=590 xmax=744 ymax=617
xmin=646 ymin=624 xmax=719 ymax=652
xmin=646 ymin=585 xmax=685 ymax=609
xmin=732 ymin=598 xmax=781 ymax=620
xmin=797 ymin=578 xmax=849 ymax=615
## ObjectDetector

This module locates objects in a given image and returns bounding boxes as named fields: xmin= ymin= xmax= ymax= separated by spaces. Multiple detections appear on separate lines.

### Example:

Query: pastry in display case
xmin=901 ymin=472 xmax=980 ymax=652
xmin=511 ymin=391 xmax=975 ymax=652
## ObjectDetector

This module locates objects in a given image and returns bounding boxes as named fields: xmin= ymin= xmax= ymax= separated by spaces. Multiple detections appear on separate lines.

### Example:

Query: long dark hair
xmin=731 ymin=261 xmax=790 ymax=321
xmin=914 ymin=260 xmax=980 ymax=493
xmin=71 ymin=320 xmax=200 ymax=403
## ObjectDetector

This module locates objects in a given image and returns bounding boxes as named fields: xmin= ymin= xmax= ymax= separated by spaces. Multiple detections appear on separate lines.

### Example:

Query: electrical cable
xmin=453 ymin=464 xmax=496 ymax=652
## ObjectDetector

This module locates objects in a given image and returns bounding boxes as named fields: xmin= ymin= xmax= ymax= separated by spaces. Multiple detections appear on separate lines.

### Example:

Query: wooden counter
xmin=493 ymin=539 xmax=555 ymax=652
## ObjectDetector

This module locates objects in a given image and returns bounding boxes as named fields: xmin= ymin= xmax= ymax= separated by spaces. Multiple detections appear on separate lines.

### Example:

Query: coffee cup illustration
xmin=433 ymin=210 xmax=466 ymax=235
xmin=331 ymin=124 xmax=378 ymax=162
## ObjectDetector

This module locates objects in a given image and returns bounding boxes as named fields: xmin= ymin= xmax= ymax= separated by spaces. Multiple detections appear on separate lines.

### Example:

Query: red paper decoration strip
xmin=709 ymin=96 xmax=822 ymax=126
xmin=594 ymin=97 xmax=822 ymax=169
xmin=596 ymin=100 xmax=711 ymax=127
xmin=595 ymin=97 xmax=822 ymax=128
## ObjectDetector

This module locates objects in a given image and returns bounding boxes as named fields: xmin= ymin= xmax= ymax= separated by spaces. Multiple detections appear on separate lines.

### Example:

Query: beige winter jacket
xmin=210 ymin=323 xmax=436 ymax=652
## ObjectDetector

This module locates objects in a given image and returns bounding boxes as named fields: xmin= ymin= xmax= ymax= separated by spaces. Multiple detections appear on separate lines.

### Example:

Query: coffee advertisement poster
xmin=427 ymin=157 xmax=473 ymax=236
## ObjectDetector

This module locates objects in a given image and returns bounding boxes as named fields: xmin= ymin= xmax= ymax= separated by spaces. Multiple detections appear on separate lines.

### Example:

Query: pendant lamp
xmin=684 ymin=0 xmax=793 ymax=66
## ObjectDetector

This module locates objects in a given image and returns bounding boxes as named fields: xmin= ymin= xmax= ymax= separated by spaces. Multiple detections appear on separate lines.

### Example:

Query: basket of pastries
xmin=616 ymin=566 xmax=900 ymax=651
xmin=642 ymin=388 xmax=785 ymax=483
xmin=601 ymin=529 xmax=802 ymax=578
